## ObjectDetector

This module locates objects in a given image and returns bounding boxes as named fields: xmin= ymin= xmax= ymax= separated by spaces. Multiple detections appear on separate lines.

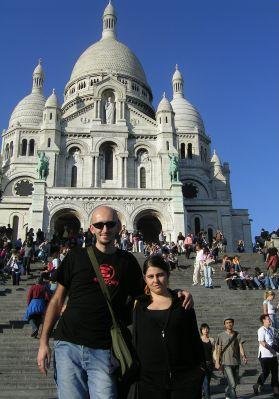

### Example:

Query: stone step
xmin=0 ymin=254 xmax=274 ymax=399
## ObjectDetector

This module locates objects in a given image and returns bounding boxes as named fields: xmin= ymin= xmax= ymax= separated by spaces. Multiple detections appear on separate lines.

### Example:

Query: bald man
xmin=37 ymin=206 xmax=192 ymax=399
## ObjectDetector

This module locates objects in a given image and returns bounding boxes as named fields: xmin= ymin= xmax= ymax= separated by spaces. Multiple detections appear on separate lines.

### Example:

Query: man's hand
xmin=37 ymin=343 xmax=51 ymax=376
xmin=177 ymin=289 xmax=194 ymax=309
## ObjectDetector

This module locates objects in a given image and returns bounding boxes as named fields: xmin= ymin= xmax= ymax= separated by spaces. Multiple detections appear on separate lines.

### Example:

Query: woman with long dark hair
xmin=132 ymin=255 xmax=204 ymax=398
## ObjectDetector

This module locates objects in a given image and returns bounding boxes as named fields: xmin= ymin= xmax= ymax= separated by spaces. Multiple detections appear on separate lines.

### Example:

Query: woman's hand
xmin=177 ymin=289 xmax=194 ymax=309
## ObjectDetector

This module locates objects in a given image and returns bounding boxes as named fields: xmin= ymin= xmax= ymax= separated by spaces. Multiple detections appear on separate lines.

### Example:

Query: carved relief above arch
xmin=133 ymin=141 xmax=156 ymax=157
xmin=94 ymin=137 xmax=125 ymax=153
xmin=130 ymin=204 xmax=173 ymax=231
xmin=95 ymin=77 xmax=126 ymax=100
xmin=182 ymin=178 xmax=210 ymax=199
xmin=65 ymin=139 xmax=89 ymax=155
xmin=3 ymin=175 xmax=36 ymax=196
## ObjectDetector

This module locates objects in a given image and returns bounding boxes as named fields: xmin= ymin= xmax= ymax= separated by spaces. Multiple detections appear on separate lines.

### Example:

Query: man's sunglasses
xmin=92 ymin=221 xmax=117 ymax=230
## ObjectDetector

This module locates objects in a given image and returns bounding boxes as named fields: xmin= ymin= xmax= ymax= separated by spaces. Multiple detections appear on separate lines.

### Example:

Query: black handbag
xmin=87 ymin=247 xmax=139 ymax=383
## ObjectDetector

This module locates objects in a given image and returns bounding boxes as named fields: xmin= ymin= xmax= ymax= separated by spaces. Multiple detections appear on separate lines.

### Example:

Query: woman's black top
xmin=202 ymin=340 xmax=213 ymax=363
xmin=134 ymin=292 xmax=204 ymax=374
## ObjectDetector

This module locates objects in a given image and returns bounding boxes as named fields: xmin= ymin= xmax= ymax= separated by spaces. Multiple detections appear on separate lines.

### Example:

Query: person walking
xmin=192 ymin=244 xmax=204 ymax=286
xmin=24 ymin=276 xmax=51 ymax=337
xmin=215 ymin=318 xmax=247 ymax=399
xmin=37 ymin=206 xmax=193 ymax=399
xmin=253 ymin=314 xmax=279 ymax=397
xmin=6 ymin=250 xmax=21 ymax=286
xmin=263 ymin=291 xmax=278 ymax=328
xmin=200 ymin=323 xmax=215 ymax=399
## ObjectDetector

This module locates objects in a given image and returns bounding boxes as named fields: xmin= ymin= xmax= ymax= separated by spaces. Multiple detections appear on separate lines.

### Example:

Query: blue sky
xmin=0 ymin=0 xmax=278 ymax=239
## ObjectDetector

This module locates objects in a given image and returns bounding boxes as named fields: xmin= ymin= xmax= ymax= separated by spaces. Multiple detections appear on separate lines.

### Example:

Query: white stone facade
xmin=0 ymin=1 xmax=252 ymax=251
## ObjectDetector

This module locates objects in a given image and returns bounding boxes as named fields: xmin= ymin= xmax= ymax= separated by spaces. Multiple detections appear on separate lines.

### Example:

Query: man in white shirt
xmin=253 ymin=314 xmax=279 ymax=397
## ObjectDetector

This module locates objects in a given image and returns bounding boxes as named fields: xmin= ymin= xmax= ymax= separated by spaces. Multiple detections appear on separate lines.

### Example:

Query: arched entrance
xmin=134 ymin=210 xmax=163 ymax=243
xmin=52 ymin=208 xmax=81 ymax=239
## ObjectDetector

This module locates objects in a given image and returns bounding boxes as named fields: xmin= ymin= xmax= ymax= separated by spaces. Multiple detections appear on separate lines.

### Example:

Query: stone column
xmin=117 ymin=156 xmax=123 ymax=187
xmin=117 ymin=100 xmax=126 ymax=125
xmin=30 ymin=180 xmax=46 ymax=231
xmin=93 ymin=99 xmax=102 ymax=124
xmin=123 ymin=156 xmax=127 ymax=188
xmin=94 ymin=156 xmax=99 ymax=187
xmin=221 ymin=214 xmax=233 ymax=252
xmin=243 ymin=222 xmax=253 ymax=253
xmin=170 ymin=182 xmax=186 ymax=241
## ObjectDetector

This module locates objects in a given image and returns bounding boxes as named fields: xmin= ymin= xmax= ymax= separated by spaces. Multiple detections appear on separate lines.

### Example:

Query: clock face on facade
xmin=182 ymin=182 xmax=198 ymax=199
xmin=14 ymin=180 xmax=34 ymax=196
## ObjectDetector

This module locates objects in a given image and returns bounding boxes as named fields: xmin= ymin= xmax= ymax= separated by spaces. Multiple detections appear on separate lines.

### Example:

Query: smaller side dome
xmin=157 ymin=93 xmax=173 ymax=112
xmin=45 ymin=89 xmax=59 ymax=108
xmin=211 ymin=149 xmax=221 ymax=166
xmin=8 ymin=61 xmax=46 ymax=128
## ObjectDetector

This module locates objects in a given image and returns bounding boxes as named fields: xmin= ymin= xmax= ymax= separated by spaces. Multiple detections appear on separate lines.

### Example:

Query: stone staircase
xmin=0 ymin=252 xmax=276 ymax=398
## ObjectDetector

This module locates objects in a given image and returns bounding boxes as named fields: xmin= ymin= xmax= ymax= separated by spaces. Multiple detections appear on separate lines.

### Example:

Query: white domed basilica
xmin=0 ymin=1 xmax=252 ymax=250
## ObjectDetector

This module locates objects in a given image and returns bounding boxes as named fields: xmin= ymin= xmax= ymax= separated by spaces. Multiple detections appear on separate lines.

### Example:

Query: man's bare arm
xmin=37 ymin=283 xmax=67 ymax=375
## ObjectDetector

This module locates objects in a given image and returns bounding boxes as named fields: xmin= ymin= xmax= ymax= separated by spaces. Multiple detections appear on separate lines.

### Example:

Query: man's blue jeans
xmin=54 ymin=340 xmax=118 ymax=399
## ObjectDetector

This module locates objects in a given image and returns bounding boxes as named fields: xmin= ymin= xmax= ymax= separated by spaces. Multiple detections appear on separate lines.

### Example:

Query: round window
xmin=182 ymin=183 xmax=198 ymax=199
xmin=14 ymin=180 xmax=34 ymax=196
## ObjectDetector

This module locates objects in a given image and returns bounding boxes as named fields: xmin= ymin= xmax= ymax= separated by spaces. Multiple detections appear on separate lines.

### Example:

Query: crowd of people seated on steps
xmin=222 ymin=244 xmax=279 ymax=290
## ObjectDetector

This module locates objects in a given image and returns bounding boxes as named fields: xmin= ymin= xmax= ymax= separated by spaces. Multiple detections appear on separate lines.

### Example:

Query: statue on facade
xmin=37 ymin=151 xmax=49 ymax=180
xmin=73 ymin=149 xmax=81 ymax=163
xmin=168 ymin=154 xmax=179 ymax=182
xmin=105 ymin=97 xmax=115 ymax=124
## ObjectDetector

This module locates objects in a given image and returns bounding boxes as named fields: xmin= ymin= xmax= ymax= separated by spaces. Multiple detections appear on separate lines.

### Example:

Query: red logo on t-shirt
xmin=93 ymin=264 xmax=119 ymax=286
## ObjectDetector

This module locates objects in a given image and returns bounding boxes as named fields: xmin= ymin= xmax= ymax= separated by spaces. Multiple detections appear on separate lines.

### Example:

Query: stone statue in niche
xmin=73 ymin=149 xmax=81 ymax=163
xmin=140 ymin=152 xmax=149 ymax=163
xmin=168 ymin=153 xmax=179 ymax=182
xmin=105 ymin=97 xmax=115 ymax=124
xmin=37 ymin=151 xmax=49 ymax=180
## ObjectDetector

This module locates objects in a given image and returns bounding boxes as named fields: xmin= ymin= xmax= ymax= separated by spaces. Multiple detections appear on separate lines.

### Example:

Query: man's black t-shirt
xmin=54 ymin=246 xmax=144 ymax=349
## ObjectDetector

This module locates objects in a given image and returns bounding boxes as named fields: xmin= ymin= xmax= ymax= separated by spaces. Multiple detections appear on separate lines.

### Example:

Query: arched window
xmin=200 ymin=146 xmax=203 ymax=162
xmin=21 ymin=139 xmax=27 ymax=156
xmin=194 ymin=217 xmax=201 ymax=235
xmin=208 ymin=228 xmax=213 ymax=247
xmin=187 ymin=143 xmax=193 ymax=159
xmin=140 ymin=167 xmax=146 ymax=188
xmin=5 ymin=143 xmax=9 ymax=160
xmin=181 ymin=143 xmax=185 ymax=159
xmin=166 ymin=141 xmax=170 ymax=151
xmin=104 ymin=146 xmax=113 ymax=180
xmin=29 ymin=139 xmax=35 ymax=156
xmin=165 ymin=116 xmax=168 ymax=123
xmin=204 ymin=148 xmax=207 ymax=162
xmin=47 ymin=138 xmax=51 ymax=148
xmin=50 ymin=112 xmax=52 ymax=120
xmin=71 ymin=166 xmax=77 ymax=187
xmin=10 ymin=141 xmax=13 ymax=157
xmin=12 ymin=215 xmax=19 ymax=240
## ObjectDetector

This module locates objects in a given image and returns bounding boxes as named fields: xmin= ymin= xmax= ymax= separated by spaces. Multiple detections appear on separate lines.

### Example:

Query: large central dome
xmin=68 ymin=1 xmax=148 ymax=88
xmin=70 ymin=37 xmax=148 ymax=85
